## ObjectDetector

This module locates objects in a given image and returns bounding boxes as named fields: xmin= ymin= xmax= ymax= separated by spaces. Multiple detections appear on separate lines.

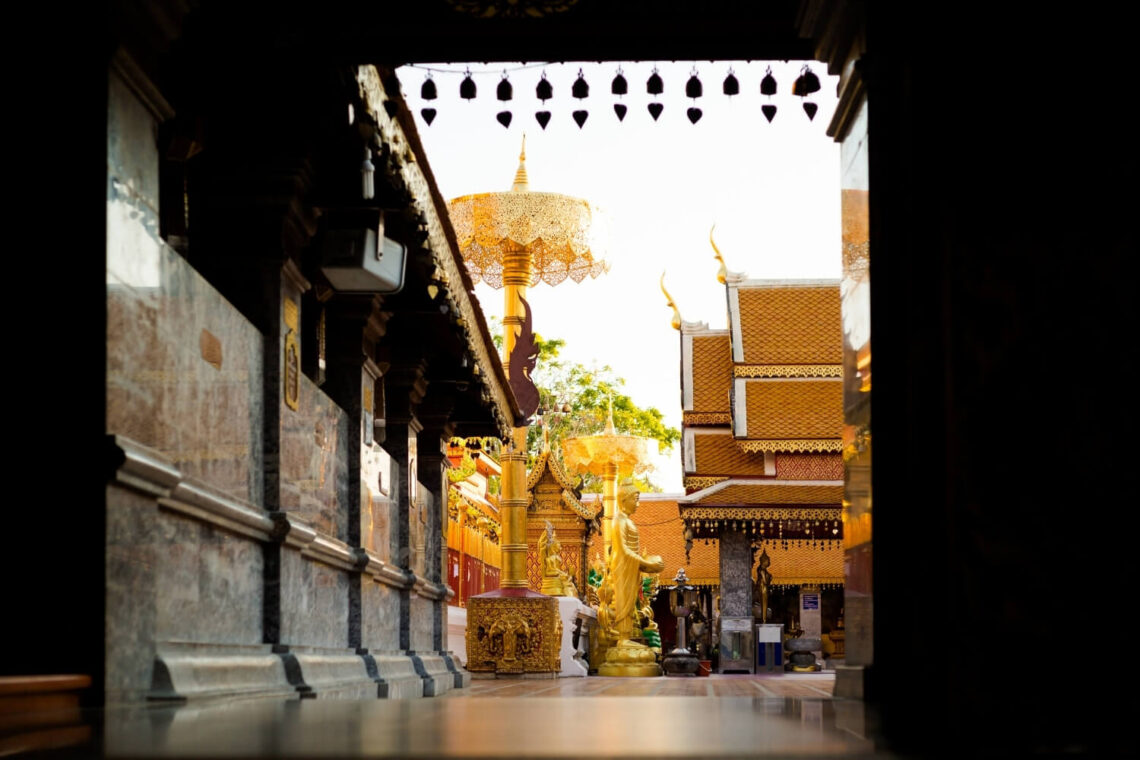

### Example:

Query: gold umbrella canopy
xmin=447 ymin=144 xmax=610 ymax=289
xmin=562 ymin=407 xmax=655 ymax=479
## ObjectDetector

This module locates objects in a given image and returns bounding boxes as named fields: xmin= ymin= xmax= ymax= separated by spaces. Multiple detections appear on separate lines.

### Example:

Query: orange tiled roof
xmin=690 ymin=431 xmax=768 ymax=476
xmin=775 ymin=453 xmax=844 ymax=480
xmin=757 ymin=540 xmax=845 ymax=585
xmin=742 ymin=378 xmax=843 ymax=439
xmin=737 ymin=285 xmax=842 ymax=365
xmin=691 ymin=333 xmax=732 ymax=413
xmin=680 ymin=480 xmax=842 ymax=507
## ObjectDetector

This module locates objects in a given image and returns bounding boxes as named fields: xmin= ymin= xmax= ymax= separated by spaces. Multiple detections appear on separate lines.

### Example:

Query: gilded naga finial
xmin=710 ymin=224 xmax=727 ymax=284
xmin=512 ymin=133 xmax=529 ymax=192
xmin=604 ymin=393 xmax=616 ymax=435
xmin=660 ymin=271 xmax=682 ymax=330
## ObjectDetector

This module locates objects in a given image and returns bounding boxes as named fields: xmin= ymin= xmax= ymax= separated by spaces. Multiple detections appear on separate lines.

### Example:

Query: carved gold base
xmin=465 ymin=590 xmax=562 ymax=675
xmin=596 ymin=641 xmax=662 ymax=678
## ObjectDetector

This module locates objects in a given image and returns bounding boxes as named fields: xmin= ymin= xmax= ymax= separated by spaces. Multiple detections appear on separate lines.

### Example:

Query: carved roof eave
xmin=358 ymin=65 xmax=523 ymax=436
xmin=454 ymin=487 xmax=499 ymax=521
xmin=525 ymin=449 xmax=598 ymax=520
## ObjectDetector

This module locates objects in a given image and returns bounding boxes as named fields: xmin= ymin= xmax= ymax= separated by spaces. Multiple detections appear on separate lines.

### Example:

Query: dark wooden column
xmin=382 ymin=357 xmax=428 ymax=652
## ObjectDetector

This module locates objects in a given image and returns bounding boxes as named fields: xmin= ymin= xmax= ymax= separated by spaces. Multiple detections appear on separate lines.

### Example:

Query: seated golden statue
xmin=598 ymin=478 xmax=665 ymax=677
xmin=538 ymin=520 xmax=577 ymax=597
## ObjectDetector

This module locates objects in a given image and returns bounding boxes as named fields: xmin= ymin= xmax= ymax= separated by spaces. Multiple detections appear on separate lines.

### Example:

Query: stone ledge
xmin=410 ymin=653 xmax=453 ymax=697
xmin=284 ymin=650 xmax=379 ymax=700
xmin=149 ymin=644 xmax=297 ymax=703
xmin=366 ymin=653 xmax=425 ymax=699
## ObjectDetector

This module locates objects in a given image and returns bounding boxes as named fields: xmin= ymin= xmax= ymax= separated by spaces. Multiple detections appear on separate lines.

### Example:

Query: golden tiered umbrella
xmin=448 ymin=137 xmax=608 ymax=590
xmin=562 ymin=400 xmax=654 ymax=561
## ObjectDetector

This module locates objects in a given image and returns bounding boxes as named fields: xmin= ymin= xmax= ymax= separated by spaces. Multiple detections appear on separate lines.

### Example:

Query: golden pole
xmin=601 ymin=461 xmax=618 ymax=561
xmin=499 ymin=240 xmax=532 ymax=588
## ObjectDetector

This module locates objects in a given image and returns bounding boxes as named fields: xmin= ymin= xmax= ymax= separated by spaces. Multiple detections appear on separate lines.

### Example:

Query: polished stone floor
xmin=85 ymin=673 xmax=890 ymax=759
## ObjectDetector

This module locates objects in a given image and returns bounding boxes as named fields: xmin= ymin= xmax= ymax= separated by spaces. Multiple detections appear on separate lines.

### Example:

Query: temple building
xmin=100 ymin=52 xmax=525 ymax=703
xmin=672 ymin=272 xmax=846 ymax=671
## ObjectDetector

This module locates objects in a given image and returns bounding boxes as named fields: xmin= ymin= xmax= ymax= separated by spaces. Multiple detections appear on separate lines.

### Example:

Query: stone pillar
xmin=717 ymin=528 xmax=754 ymax=673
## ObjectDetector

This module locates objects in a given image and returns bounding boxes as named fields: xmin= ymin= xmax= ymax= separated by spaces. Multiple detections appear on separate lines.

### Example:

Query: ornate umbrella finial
xmin=512 ymin=134 xmax=529 ymax=192
xmin=661 ymin=271 xmax=681 ymax=330
xmin=710 ymin=224 xmax=727 ymax=284
xmin=604 ymin=394 xmax=616 ymax=435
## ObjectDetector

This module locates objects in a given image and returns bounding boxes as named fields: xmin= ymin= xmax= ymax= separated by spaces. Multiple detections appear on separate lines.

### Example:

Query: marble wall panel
xmin=360 ymin=581 xmax=401 ymax=652
xmin=361 ymin=443 xmax=392 ymax=559
xmin=718 ymin=529 xmax=752 ymax=618
xmin=105 ymin=484 xmax=160 ymax=703
xmin=279 ymin=376 xmax=350 ymax=540
xmin=153 ymin=512 xmax=264 ymax=646
xmin=107 ymin=66 xmax=264 ymax=507
xmin=409 ymin=595 xmax=435 ymax=653
xmin=279 ymin=551 xmax=349 ymax=650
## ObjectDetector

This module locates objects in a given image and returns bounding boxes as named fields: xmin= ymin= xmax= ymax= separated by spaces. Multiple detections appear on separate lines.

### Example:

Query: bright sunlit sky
xmin=395 ymin=61 xmax=842 ymax=492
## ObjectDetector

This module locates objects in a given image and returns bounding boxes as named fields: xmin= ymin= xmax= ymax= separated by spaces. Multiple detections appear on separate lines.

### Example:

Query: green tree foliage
xmin=489 ymin=317 xmax=680 ymax=492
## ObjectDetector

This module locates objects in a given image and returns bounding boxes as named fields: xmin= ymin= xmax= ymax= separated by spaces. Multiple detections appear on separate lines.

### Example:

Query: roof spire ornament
xmin=605 ymin=394 xmax=616 ymax=435
xmin=710 ymin=224 xmax=728 ymax=284
xmin=512 ymin=134 xmax=529 ymax=192
xmin=661 ymin=271 xmax=682 ymax=330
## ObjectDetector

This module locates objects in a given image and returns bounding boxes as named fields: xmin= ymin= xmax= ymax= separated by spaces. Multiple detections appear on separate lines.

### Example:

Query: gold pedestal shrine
xmin=453 ymin=139 xmax=607 ymax=676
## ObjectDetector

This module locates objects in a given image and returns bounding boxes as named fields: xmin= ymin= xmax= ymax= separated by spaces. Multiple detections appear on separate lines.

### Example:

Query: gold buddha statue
xmin=597 ymin=478 xmax=665 ymax=677
xmin=538 ymin=520 xmax=577 ymax=597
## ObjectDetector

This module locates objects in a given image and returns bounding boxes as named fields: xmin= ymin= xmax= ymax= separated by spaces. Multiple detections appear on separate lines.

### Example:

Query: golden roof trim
xmin=684 ymin=476 xmax=730 ymax=490
xmin=682 ymin=412 xmax=732 ymax=426
xmin=679 ymin=506 xmax=842 ymax=521
xmin=733 ymin=364 xmax=842 ymax=378
xmin=738 ymin=439 xmax=843 ymax=453
xmin=561 ymin=488 xmax=597 ymax=520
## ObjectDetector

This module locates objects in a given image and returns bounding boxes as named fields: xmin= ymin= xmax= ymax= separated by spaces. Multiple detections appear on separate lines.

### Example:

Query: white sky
xmin=395 ymin=61 xmax=842 ymax=492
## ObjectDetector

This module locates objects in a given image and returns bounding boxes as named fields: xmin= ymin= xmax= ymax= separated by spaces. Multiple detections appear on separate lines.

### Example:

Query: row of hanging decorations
xmin=410 ymin=64 xmax=822 ymax=129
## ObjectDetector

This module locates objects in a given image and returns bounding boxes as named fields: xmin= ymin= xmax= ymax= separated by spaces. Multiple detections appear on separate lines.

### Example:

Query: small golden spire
xmin=512 ymin=133 xmax=529 ymax=192
xmin=660 ymin=271 xmax=682 ymax=330
xmin=710 ymin=224 xmax=727 ymax=284
xmin=604 ymin=394 xmax=616 ymax=435
xmin=541 ymin=416 xmax=550 ymax=452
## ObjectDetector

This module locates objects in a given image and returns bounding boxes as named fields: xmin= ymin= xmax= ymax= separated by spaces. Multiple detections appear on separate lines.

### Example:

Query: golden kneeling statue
xmin=598 ymin=479 xmax=665 ymax=677
xmin=538 ymin=520 xmax=577 ymax=597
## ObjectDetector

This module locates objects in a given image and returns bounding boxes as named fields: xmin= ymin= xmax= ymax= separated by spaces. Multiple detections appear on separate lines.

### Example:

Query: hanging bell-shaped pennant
xmin=421 ymin=74 xmax=437 ymax=101
xmin=723 ymin=70 xmax=739 ymax=96
xmin=686 ymin=107 xmax=702 ymax=124
xmin=803 ymin=102 xmax=819 ymax=121
xmin=762 ymin=104 xmax=777 ymax=123
xmin=647 ymin=102 xmax=664 ymax=121
xmin=535 ymin=111 xmax=552 ymax=129
xmin=421 ymin=108 xmax=437 ymax=125
xmin=611 ymin=68 xmax=628 ymax=95
xmin=647 ymin=69 xmax=663 ymax=95
xmin=572 ymin=68 xmax=589 ymax=99
xmin=760 ymin=66 xmax=777 ymax=96
xmin=496 ymin=74 xmax=513 ymax=102
xmin=496 ymin=111 xmax=513 ymax=128
xmin=792 ymin=65 xmax=821 ymax=96
xmin=572 ymin=110 xmax=589 ymax=128
xmin=536 ymin=73 xmax=553 ymax=102
xmin=685 ymin=71 xmax=703 ymax=99
xmin=459 ymin=69 xmax=477 ymax=100
xmin=613 ymin=103 xmax=627 ymax=121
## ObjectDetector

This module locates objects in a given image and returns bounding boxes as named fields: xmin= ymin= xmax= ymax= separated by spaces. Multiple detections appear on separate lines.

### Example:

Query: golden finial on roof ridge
xmin=710 ymin=224 xmax=727 ymax=284
xmin=541 ymin=416 xmax=551 ymax=452
xmin=604 ymin=394 xmax=616 ymax=435
xmin=660 ymin=271 xmax=682 ymax=331
xmin=512 ymin=133 xmax=529 ymax=192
